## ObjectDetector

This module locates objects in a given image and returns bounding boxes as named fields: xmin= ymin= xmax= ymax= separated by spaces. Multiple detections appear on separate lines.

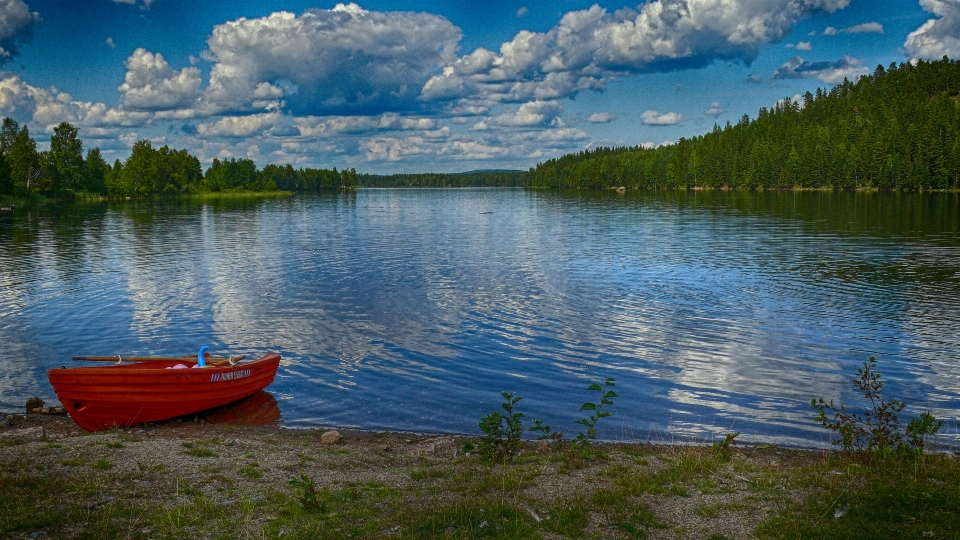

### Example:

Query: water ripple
xmin=1 ymin=191 xmax=958 ymax=447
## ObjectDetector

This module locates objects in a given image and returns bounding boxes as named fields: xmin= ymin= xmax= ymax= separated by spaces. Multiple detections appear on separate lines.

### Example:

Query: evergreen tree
xmin=8 ymin=125 xmax=40 ymax=195
xmin=527 ymin=57 xmax=960 ymax=192
xmin=0 ymin=117 xmax=19 ymax=156
xmin=0 ymin=153 xmax=10 ymax=195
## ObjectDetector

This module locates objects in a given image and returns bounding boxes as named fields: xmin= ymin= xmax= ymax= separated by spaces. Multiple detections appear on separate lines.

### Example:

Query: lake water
xmin=2 ymin=189 xmax=959 ymax=448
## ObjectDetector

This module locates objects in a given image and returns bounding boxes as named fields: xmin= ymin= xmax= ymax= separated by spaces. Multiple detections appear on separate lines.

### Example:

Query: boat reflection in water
xmin=201 ymin=390 xmax=282 ymax=427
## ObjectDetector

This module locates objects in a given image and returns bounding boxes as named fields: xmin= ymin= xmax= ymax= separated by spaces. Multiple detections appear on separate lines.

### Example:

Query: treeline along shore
xmin=0 ymin=119 xmax=359 ymax=199
xmin=3 ymin=57 xmax=960 ymax=202
xmin=352 ymin=56 xmax=960 ymax=192
xmin=373 ymin=58 xmax=960 ymax=192
xmin=528 ymin=58 xmax=960 ymax=191
xmin=357 ymin=170 xmax=527 ymax=188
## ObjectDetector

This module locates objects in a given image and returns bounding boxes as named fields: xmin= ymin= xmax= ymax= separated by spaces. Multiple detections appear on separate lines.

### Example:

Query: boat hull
xmin=47 ymin=353 xmax=281 ymax=431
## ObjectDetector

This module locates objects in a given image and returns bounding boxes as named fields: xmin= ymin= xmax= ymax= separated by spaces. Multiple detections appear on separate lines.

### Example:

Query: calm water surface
xmin=1 ymin=189 xmax=958 ymax=447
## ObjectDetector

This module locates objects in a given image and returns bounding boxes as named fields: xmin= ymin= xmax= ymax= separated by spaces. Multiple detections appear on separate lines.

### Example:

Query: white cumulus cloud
xmin=361 ymin=135 xmax=435 ymax=161
xmin=118 ymin=48 xmax=202 ymax=111
xmin=421 ymin=0 xmax=851 ymax=109
xmin=202 ymin=4 xmax=461 ymax=115
xmin=197 ymin=112 xmax=283 ymax=138
xmin=586 ymin=112 xmax=615 ymax=123
xmin=705 ymin=102 xmax=724 ymax=116
xmin=641 ymin=110 xmax=683 ymax=125
xmin=359 ymin=125 xmax=588 ymax=164
xmin=481 ymin=100 xmax=565 ymax=128
xmin=822 ymin=22 xmax=883 ymax=36
xmin=0 ymin=74 xmax=150 ymax=132
xmin=844 ymin=22 xmax=883 ymax=34
xmin=905 ymin=0 xmax=960 ymax=61
xmin=0 ymin=0 xmax=39 ymax=65
xmin=295 ymin=113 xmax=438 ymax=137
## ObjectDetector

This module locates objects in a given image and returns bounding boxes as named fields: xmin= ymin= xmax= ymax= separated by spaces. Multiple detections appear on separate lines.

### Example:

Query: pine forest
xmin=528 ymin=57 xmax=960 ymax=191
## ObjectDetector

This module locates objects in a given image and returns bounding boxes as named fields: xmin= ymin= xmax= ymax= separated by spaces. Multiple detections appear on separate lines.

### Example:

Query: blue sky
xmin=0 ymin=0 xmax=956 ymax=173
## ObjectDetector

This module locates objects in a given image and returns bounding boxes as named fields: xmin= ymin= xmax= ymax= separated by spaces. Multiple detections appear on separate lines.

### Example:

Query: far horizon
xmin=0 ymin=0 xmax=954 ymax=173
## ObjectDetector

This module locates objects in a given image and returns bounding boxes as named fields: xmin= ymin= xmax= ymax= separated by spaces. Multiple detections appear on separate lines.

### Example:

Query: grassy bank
xmin=0 ymin=194 xmax=50 ymax=206
xmin=182 ymin=190 xmax=295 ymax=200
xmin=0 ymin=190 xmax=296 ymax=207
xmin=1 ymin=414 xmax=957 ymax=540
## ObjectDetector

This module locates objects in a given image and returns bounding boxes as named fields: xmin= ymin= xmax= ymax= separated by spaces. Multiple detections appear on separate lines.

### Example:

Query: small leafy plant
xmin=812 ymin=357 xmax=943 ymax=453
xmin=477 ymin=392 xmax=526 ymax=464
xmin=185 ymin=446 xmax=215 ymax=458
xmin=239 ymin=463 xmax=261 ymax=479
xmin=529 ymin=418 xmax=562 ymax=444
xmin=907 ymin=412 xmax=943 ymax=450
xmin=573 ymin=377 xmax=618 ymax=449
xmin=712 ymin=432 xmax=739 ymax=461
xmin=91 ymin=459 xmax=113 ymax=470
xmin=474 ymin=376 xmax=618 ymax=462
xmin=289 ymin=474 xmax=326 ymax=513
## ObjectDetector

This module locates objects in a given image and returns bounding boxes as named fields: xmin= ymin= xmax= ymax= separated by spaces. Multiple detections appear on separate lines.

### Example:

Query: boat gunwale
xmin=47 ymin=353 xmax=280 ymax=376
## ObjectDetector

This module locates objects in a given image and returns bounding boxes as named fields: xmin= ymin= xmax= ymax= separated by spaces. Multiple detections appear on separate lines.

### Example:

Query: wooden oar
xmin=71 ymin=355 xmax=246 ymax=366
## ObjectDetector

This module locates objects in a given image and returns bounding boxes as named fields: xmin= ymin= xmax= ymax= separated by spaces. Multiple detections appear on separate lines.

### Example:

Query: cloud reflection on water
xmin=1 ymin=191 xmax=958 ymax=447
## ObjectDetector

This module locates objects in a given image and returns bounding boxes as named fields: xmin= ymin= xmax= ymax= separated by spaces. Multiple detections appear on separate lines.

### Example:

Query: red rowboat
xmin=47 ymin=353 xmax=281 ymax=432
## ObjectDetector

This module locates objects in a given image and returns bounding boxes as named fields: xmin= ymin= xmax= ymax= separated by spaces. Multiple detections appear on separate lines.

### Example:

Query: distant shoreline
xmin=4 ymin=186 xmax=960 ymax=206
xmin=0 ymin=190 xmax=297 ymax=205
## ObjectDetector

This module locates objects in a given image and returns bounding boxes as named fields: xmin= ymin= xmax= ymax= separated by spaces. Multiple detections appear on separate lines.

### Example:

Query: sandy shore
xmin=0 ymin=411 xmax=818 ymax=540
xmin=2 ymin=411 xmax=957 ymax=539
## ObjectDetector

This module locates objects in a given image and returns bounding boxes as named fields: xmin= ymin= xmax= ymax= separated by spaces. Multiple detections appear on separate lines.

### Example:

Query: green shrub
xmin=811 ymin=357 xmax=942 ymax=453
xmin=289 ymin=474 xmax=327 ymax=513
xmin=477 ymin=392 xmax=525 ymax=464
xmin=712 ymin=432 xmax=739 ymax=461
xmin=573 ymin=377 xmax=618 ymax=450
xmin=475 ymin=377 xmax=618 ymax=462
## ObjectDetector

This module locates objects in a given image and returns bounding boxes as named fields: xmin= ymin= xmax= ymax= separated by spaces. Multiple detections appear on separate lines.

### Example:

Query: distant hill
xmin=529 ymin=57 xmax=960 ymax=191
xmin=357 ymin=170 xmax=527 ymax=188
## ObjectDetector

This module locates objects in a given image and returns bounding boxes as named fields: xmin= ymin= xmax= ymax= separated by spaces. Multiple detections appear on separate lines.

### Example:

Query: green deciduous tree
xmin=48 ymin=122 xmax=85 ymax=194
xmin=119 ymin=139 xmax=157 ymax=197
xmin=204 ymin=157 xmax=257 ymax=191
xmin=84 ymin=148 xmax=109 ymax=194
xmin=105 ymin=159 xmax=123 ymax=195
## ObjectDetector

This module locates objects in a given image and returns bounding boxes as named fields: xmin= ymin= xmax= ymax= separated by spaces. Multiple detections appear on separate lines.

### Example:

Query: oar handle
xmin=71 ymin=355 xmax=235 ymax=363
xmin=206 ymin=355 xmax=247 ymax=367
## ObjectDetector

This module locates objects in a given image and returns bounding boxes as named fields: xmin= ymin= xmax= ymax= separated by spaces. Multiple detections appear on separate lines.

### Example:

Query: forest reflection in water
xmin=0 ymin=189 xmax=957 ymax=447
